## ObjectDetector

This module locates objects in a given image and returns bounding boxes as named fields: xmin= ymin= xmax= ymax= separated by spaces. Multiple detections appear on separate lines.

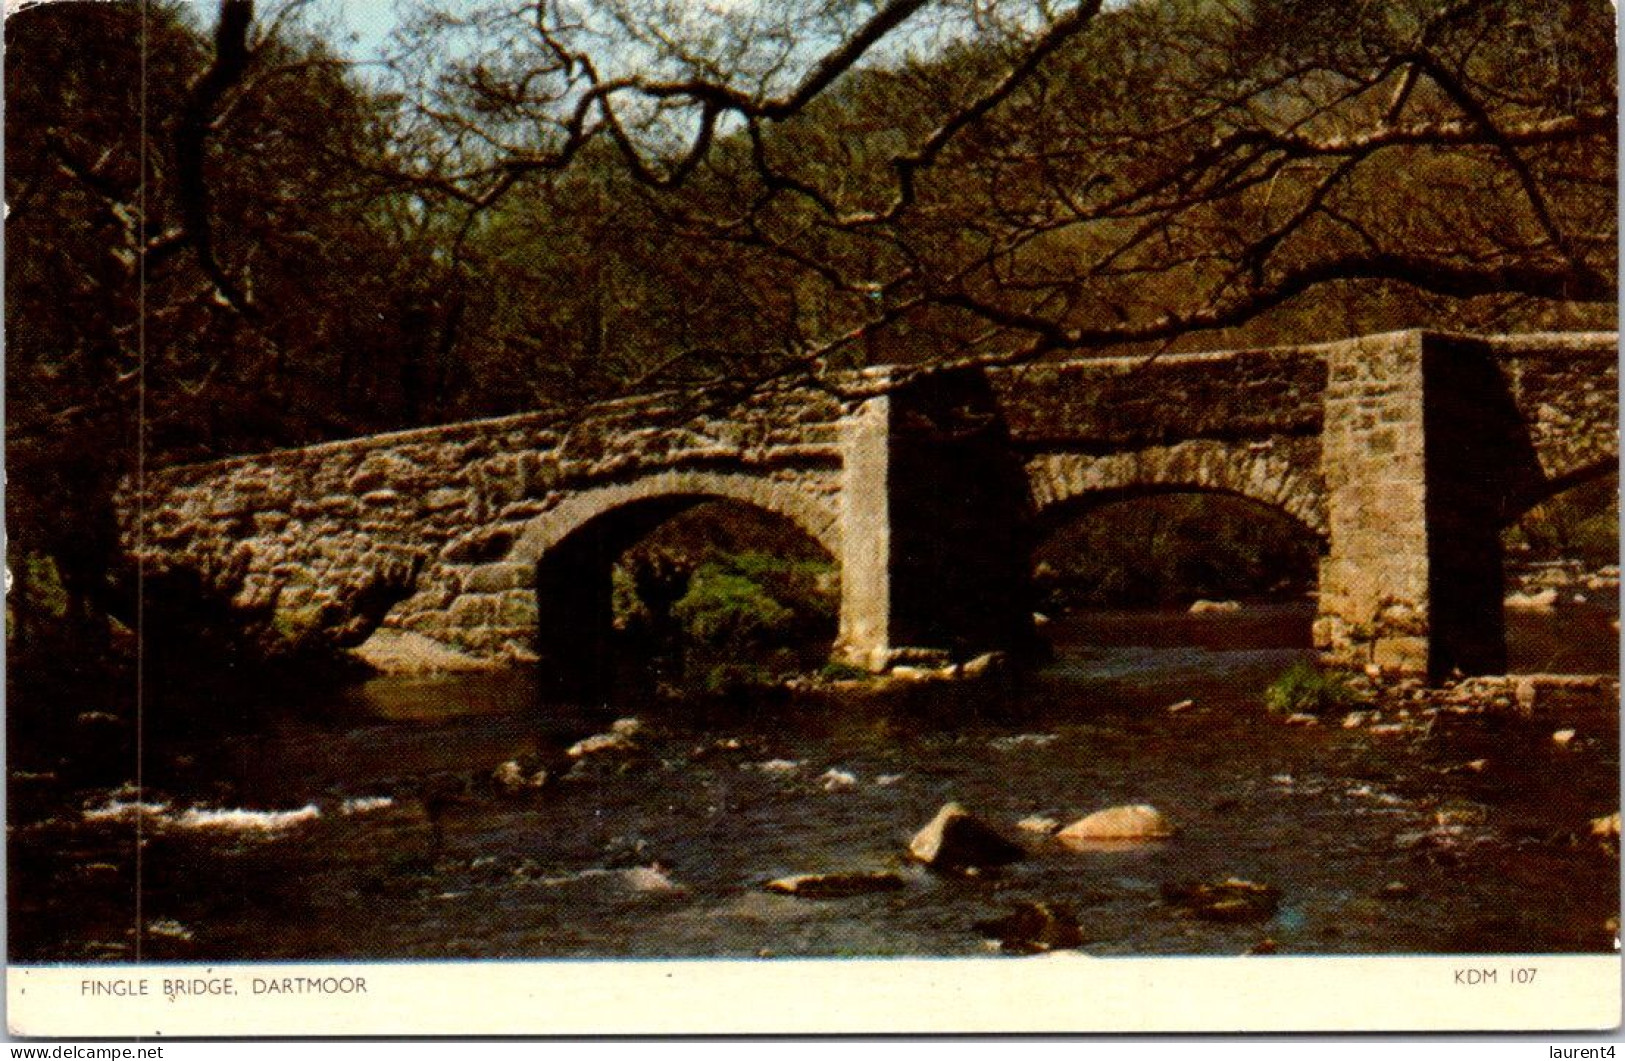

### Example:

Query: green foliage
xmin=1036 ymin=493 xmax=1320 ymax=608
xmin=16 ymin=554 xmax=70 ymax=622
xmin=672 ymin=564 xmax=798 ymax=649
xmin=619 ymin=540 xmax=840 ymax=695
xmin=1263 ymin=662 xmax=1366 ymax=716
xmin=818 ymin=661 xmax=871 ymax=682
xmin=1504 ymin=473 xmax=1618 ymax=567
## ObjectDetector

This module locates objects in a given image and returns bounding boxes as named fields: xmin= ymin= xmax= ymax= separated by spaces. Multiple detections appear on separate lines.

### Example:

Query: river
xmin=9 ymin=600 xmax=1618 ymax=962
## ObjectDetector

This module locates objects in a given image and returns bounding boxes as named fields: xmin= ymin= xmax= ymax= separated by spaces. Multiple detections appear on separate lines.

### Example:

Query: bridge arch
xmin=1505 ymin=456 xmax=1620 ymax=528
xmin=505 ymin=469 xmax=842 ymax=566
xmin=1025 ymin=441 xmax=1328 ymax=539
xmin=503 ymin=469 xmax=841 ymax=699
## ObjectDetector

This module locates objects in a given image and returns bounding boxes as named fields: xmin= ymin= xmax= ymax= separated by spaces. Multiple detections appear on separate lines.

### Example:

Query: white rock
xmin=819 ymin=768 xmax=858 ymax=792
xmin=622 ymin=865 xmax=685 ymax=894
xmin=1552 ymin=728 xmax=1578 ymax=746
xmin=1188 ymin=599 xmax=1241 ymax=615
xmin=567 ymin=731 xmax=634 ymax=758
xmin=1505 ymin=588 xmax=1558 ymax=610
xmin=1056 ymin=804 xmax=1175 ymax=843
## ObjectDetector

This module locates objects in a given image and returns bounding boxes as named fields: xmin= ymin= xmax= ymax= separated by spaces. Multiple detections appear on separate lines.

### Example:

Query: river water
xmin=9 ymin=601 xmax=1618 ymax=962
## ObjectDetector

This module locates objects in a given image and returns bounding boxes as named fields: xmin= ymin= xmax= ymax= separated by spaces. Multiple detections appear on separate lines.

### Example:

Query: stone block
xmin=496 ymin=592 xmax=539 ymax=626
xmin=1372 ymin=636 xmax=1428 ymax=673
xmin=463 ymin=562 xmax=535 ymax=594
xmin=441 ymin=526 xmax=516 ymax=564
xmin=320 ymin=496 xmax=361 ymax=517
xmin=424 ymin=489 xmax=468 ymax=512
xmin=253 ymin=512 xmax=290 ymax=534
xmin=448 ymin=594 xmax=497 ymax=626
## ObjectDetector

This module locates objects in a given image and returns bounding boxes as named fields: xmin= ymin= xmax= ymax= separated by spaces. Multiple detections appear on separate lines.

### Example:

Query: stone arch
xmin=1505 ymin=456 xmax=1620 ymax=528
xmin=1024 ymin=440 xmax=1328 ymax=539
xmin=505 ymin=469 xmax=841 ymax=700
xmin=505 ymin=468 xmax=842 ymax=566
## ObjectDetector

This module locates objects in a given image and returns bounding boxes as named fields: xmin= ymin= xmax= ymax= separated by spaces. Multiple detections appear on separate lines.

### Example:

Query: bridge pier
xmin=835 ymin=370 xmax=1038 ymax=671
xmin=1316 ymin=332 xmax=1556 ymax=679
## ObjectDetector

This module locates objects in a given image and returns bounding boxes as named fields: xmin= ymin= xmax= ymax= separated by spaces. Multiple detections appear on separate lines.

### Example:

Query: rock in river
xmin=568 ymin=718 xmax=644 ymax=759
xmin=908 ymin=802 xmax=1025 ymax=872
xmin=1057 ymin=804 xmax=1176 ymax=845
xmin=764 ymin=871 xmax=908 ymax=899
xmin=490 ymin=757 xmax=549 ymax=795
xmin=1162 ymin=878 xmax=1281 ymax=923
xmin=975 ymin=901 xmax=1085 ymax=954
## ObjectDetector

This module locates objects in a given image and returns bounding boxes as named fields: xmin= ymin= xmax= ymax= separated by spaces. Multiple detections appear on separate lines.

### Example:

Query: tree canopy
xmin=369 ymin=0 xmax=1616 ymax=396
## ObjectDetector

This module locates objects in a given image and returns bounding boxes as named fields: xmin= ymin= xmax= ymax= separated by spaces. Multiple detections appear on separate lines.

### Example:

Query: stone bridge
xmin=130 ymin=330 xmax=1618 ymax=690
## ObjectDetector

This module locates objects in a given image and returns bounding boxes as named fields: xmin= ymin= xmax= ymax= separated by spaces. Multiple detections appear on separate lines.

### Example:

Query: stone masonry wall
xmin=129 ymin=330 xmax=1616 ymax=677
xmin=128 ymin=386 xmax=847 ymax=662
xmin=1314 ymin=332 xmax=1434 ymax=672
xmin=1475 ymin=332 xmax=1618 ymax=511
xmin=994 ymin=344 xmax=1333 ymax=534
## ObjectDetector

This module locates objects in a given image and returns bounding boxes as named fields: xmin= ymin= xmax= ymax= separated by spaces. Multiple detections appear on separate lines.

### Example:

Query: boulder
xmin=1189 ymin=600 xmax=1241 ymax=615
xmin=890 ymin=664 xmax=950 ymax=682
xmin=1162 ymin=878 xmax=1280 ymax=923
xmin=567 ymin=718 xmax=644 ymax=759
xmin=1590 ymin=812 xmax=1620 ymax=839
xmin=1433 ymin=800 xmax=1488 ymax=827
xmin=907 ymin=802 xmax=1025 ymax=872
xmin=1017 ymin=815 xmax=1061 ymax=835
xmin=819 ymin=768 xmax=858 ymax=792
xmin=622 ymin=865 xmax=685 ymax=894
xmin=490 ymin=758 xmax=549 ymax=795
xmin=960 ymin=652 xmax=1008 ymax=681
xmin=1505 ymin=588 xmax=1558 ymax=610
xmin=764 ymin=871 xmax=908 ymax=899
xmin=974 ymin=902 xmax=1085 ymax=954
xmin=1057 ymin=804 xmax=1175 ymax=845
xmin=567 ymin=731 xmax=633 ymax=758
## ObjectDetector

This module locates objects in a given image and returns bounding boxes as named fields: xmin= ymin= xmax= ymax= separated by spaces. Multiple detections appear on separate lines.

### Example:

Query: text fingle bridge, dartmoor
xmin=130 ymin=330 xmax=1618 ymax=691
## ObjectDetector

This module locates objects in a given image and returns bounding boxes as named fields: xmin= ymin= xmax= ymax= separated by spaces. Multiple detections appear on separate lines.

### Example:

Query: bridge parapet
xmin=987 ymin=344 xmax=1330 ymax=447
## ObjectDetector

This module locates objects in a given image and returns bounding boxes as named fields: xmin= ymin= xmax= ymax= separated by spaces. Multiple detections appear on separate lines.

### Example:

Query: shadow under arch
xmin=1502 ymin=457 xmax=1621 ymax=530
xmin=503 ymin=471 xmax=841 ymax=702
xmin=1499 ymin=462 xmax=1619 ymax=675
xmin=1032 ymin=482 xmax=1329 ymax=547
xmin=1030 ymin=484 xmax=1327 ymax=612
